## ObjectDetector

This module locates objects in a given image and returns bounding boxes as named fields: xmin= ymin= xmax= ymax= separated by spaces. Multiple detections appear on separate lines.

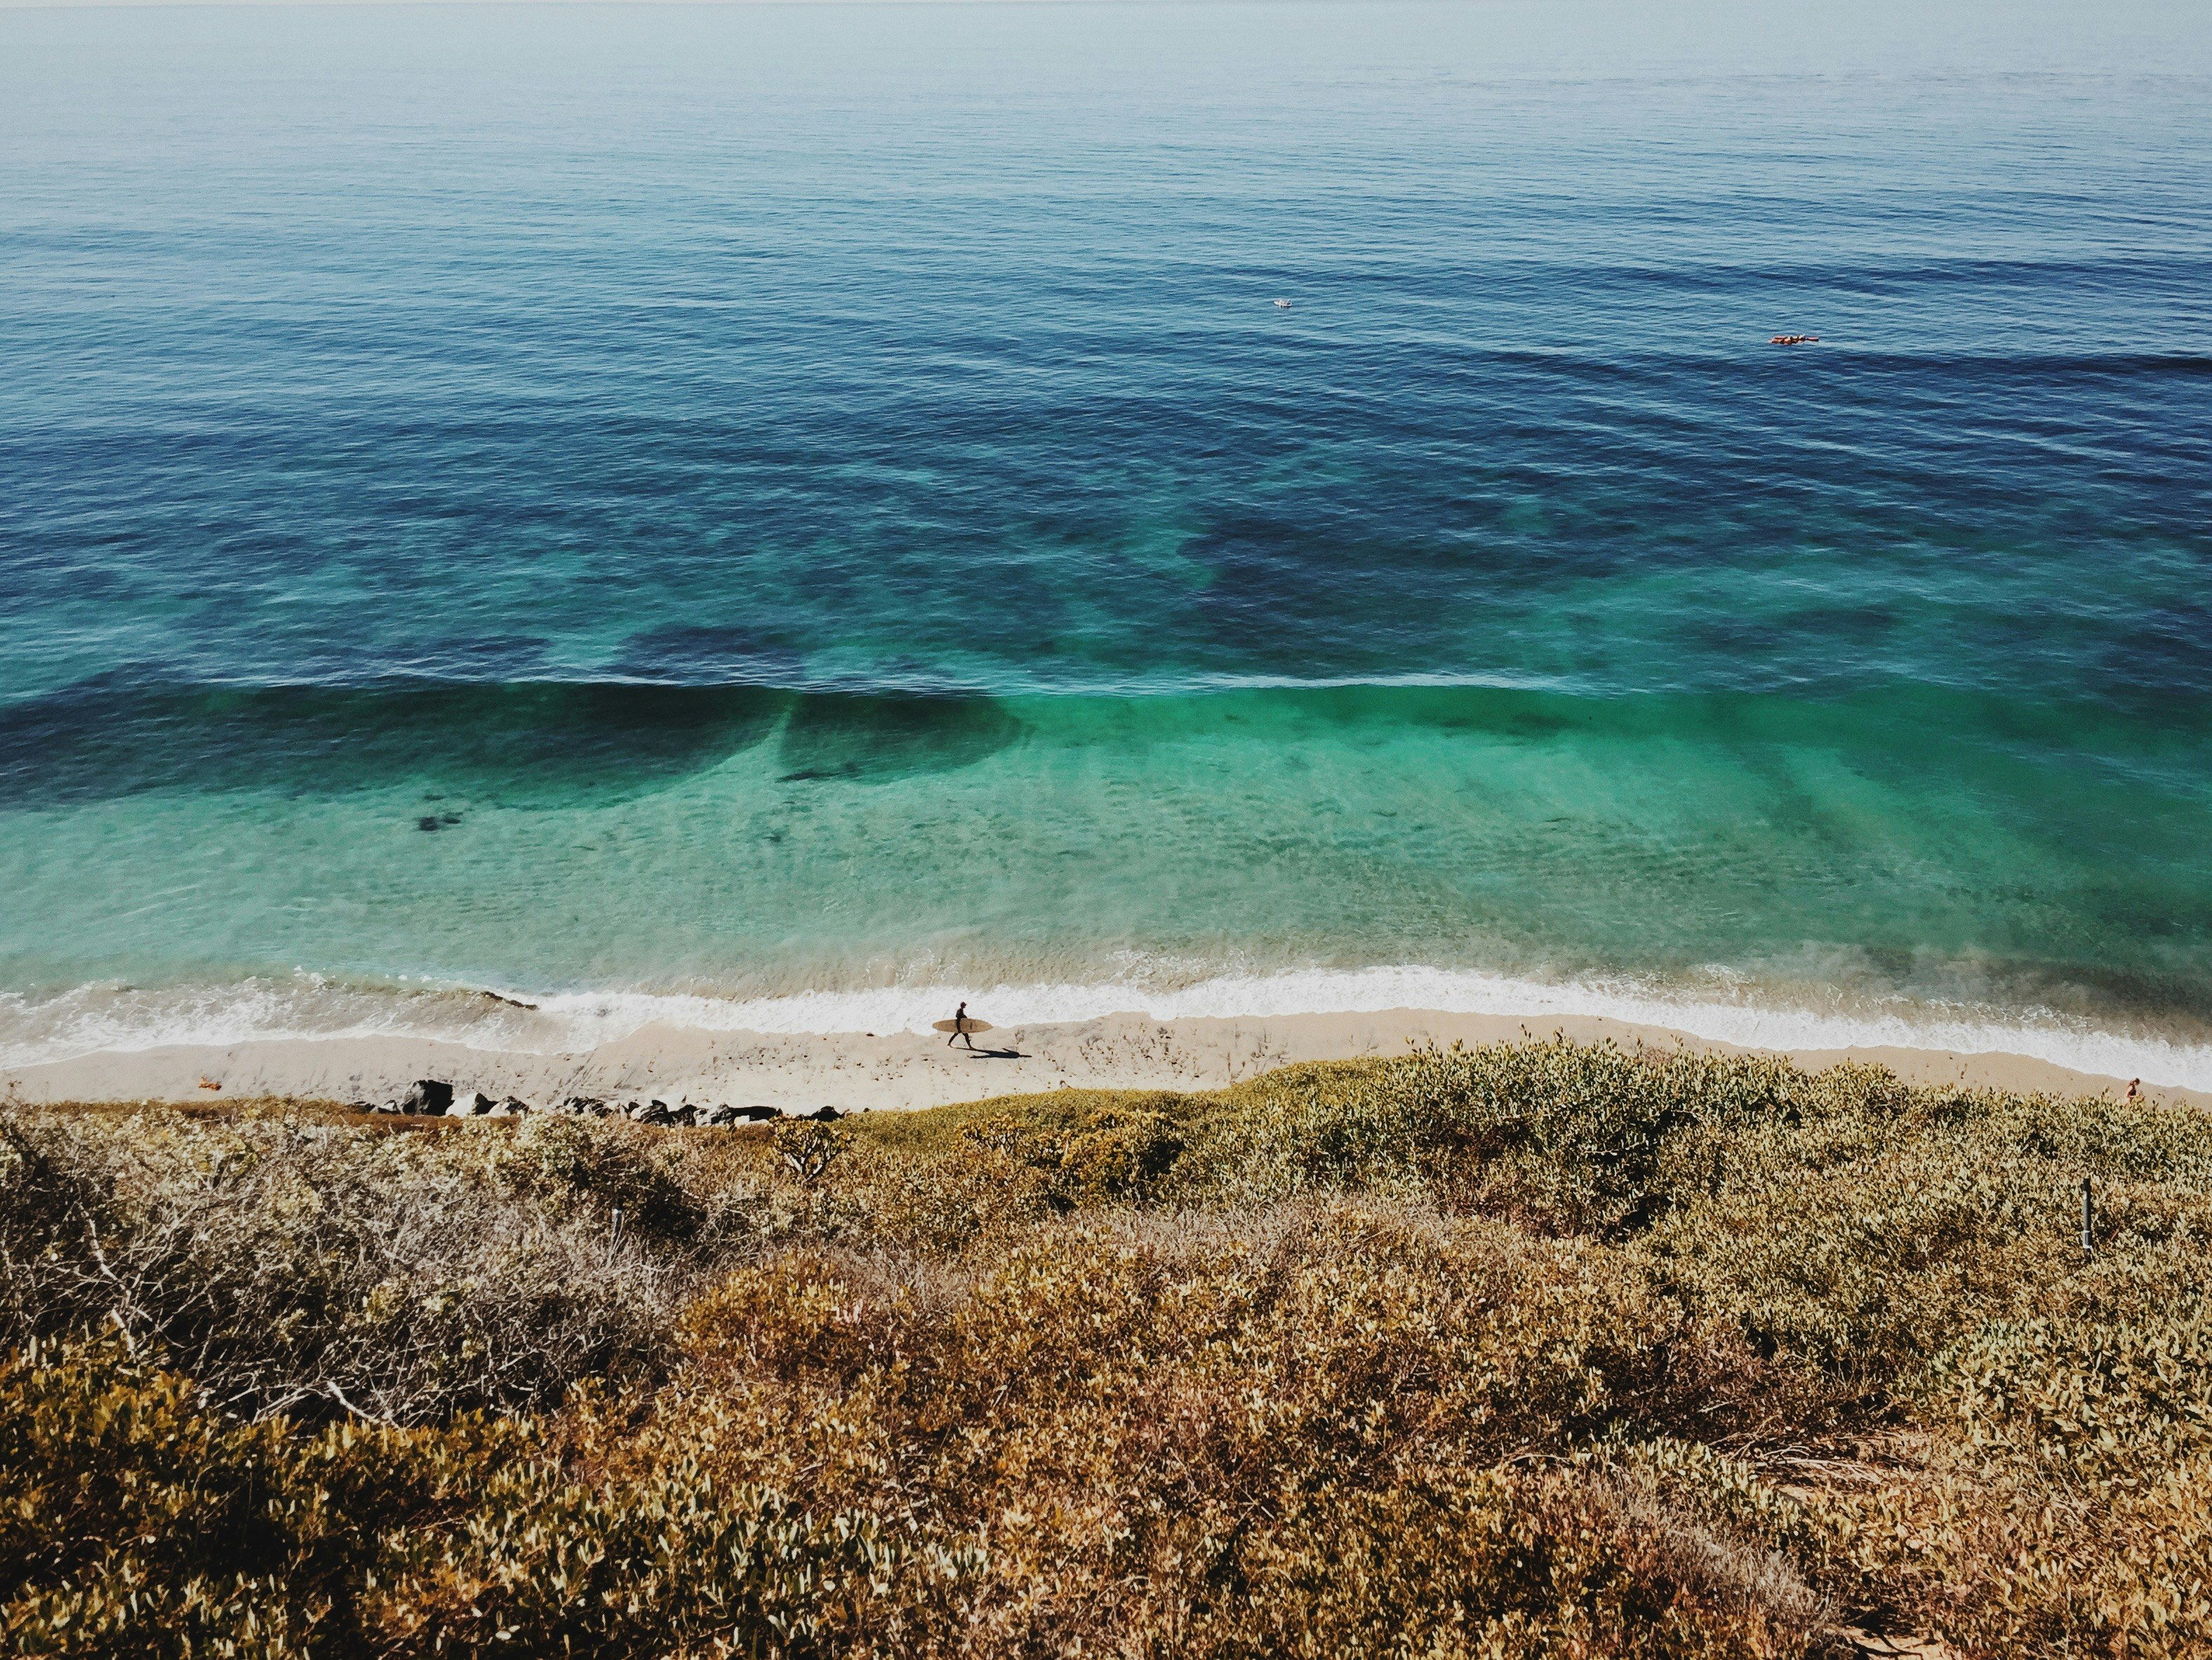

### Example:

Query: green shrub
xmin=961 ymin=1104 xmax=1185 ymax=1207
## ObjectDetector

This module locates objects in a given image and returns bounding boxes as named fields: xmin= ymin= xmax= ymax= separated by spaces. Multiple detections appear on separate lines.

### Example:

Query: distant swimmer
xmin=1274 ymin=298 xmax=1293 ymax=309
xmin=1770 ymin=334 xmax=1820 ymax=345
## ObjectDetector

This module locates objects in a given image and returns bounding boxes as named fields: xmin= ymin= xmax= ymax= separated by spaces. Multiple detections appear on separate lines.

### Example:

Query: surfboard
xmin=933 ymin=1018 xmax=994 ymax=1034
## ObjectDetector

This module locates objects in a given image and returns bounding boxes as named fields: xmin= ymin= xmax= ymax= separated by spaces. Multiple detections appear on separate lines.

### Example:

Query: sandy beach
xmin=7 ymin=1008 xmax=2204 ymax=1113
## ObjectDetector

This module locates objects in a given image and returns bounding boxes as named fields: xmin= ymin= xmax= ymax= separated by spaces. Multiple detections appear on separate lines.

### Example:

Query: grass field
xmin=4 ymin=1038 xmax=2207 ymax=1657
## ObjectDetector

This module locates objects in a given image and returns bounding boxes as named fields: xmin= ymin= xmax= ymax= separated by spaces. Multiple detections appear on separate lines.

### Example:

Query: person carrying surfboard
xmin=933 ymin=1005 xmax=994 ymax=1048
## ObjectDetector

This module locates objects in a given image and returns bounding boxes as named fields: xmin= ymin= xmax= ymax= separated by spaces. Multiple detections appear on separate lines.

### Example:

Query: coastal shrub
xmin=3 ymin=1040 xmax=2209 ymax=1656
xmin=1936 ymin=1310 xmax=2212 ymax=1485
xmin=0 ymin=1217 xmax=1843 ymax=1659
xmin=1639 ymin=1083 xmax=2212 ymax=1377
xmin=1167 ymin=1040 xmax=1855 ymax=1235
xmin=0 ymin=1110 xmax=689 ymax=1422
xmin=961 ymin=1104 xmax=1185 ymax=1207
xmin=0 ymin=1336 xmax=966 ymax=1660
xmin=494 ymin=1111 xmax=720 ymax=1243
xmin=0 ymin=1334 xmax=321 ymax=1656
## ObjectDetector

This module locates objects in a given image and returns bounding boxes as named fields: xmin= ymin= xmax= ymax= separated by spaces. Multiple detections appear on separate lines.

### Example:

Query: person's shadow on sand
xmin=964 ymin=1046 xmax=1025 ymax=1059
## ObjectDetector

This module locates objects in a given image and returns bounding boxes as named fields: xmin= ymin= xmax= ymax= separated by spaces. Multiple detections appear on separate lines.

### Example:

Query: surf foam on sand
xmin=7 ymin=965 xmax=2210 ymax=1095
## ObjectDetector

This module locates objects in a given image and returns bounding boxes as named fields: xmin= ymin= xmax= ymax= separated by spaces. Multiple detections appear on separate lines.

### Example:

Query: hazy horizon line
xmin=13 ymin=0 xmax=1357 ymax=11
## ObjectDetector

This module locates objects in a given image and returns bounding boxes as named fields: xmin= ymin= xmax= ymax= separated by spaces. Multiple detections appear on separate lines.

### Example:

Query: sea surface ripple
xmin=2 ymin=1 xmax=2209 ymax=1080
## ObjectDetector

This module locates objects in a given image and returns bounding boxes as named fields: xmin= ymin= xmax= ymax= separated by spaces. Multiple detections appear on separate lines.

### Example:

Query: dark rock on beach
xmin=422 ymin=1095 xmax=815 ymax=1130
xmin=400 ymin=1080 xmax=453 ymax=1116
xmin=357 ymin=1090 xmax=845 ymax=1130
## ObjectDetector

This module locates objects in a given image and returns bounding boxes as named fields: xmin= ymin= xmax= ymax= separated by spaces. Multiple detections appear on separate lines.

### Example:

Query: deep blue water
xmin=3 ymin=1 xmax=2210 ymax=1077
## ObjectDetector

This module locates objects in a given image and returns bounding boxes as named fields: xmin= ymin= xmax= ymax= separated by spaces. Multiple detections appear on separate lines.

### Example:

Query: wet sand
xmin=5 ymin=1008 xmax=2204 ymax=1113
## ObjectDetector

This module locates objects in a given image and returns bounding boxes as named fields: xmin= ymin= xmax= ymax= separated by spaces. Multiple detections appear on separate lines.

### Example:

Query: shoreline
xmin=6 ymin=1007 xmax=2205 ymax=1113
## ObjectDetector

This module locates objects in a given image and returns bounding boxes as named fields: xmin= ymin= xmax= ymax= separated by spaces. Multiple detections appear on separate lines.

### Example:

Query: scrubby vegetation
xmin=3 ymin=1040 xmax=2207 ymax=1658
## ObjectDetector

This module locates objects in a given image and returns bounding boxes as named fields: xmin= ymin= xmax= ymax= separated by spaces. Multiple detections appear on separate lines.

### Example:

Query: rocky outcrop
xmin=381 ymin=1087 xmax=844 ymax=1130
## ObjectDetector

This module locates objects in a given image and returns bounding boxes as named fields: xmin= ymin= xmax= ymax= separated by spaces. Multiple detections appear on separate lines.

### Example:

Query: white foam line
xmin=532 ymin=967 xmax=2212 ymax=1089
xmin=7 ymin=966 xmax=2208 ymax=1090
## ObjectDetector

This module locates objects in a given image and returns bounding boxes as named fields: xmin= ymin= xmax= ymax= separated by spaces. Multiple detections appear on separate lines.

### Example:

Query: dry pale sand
xmin=6 ymin=1008 xmax=2205 ymax=1113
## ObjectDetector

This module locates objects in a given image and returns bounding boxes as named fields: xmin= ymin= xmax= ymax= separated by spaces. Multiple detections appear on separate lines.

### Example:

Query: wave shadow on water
xmin=0 ymin=676 xmax=1034 ymax=808
xmin=0 ymin=678 xmax=791 ymax=808
xmin=775 ymin=692 xmax=1025 ymax=784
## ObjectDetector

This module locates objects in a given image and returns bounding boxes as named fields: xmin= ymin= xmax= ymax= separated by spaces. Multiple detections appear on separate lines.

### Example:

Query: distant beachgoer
xmin=2126 ymin=1078 xmax=2142 ymax=1102
xmin=947 ymin=1000 xmax=976 ymax=1050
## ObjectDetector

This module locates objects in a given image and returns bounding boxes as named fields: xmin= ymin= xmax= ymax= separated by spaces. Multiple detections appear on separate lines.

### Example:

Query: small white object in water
xmin=1274 ymin=297 xmax=1293 ymax=308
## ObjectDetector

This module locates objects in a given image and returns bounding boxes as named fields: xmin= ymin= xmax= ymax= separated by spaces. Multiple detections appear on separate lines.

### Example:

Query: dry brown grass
xmin=2 ymin=1038 xmax=2206 ymax=1657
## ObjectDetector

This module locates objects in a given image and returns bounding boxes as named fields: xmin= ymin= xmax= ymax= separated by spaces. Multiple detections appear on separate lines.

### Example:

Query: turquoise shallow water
xmin=3 ymin=1 xmax=2210 ymax=1076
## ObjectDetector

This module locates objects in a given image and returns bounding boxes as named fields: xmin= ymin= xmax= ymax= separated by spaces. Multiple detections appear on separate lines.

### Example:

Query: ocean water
xmin=4 ymin=0 xmax=2211 ymax=1082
